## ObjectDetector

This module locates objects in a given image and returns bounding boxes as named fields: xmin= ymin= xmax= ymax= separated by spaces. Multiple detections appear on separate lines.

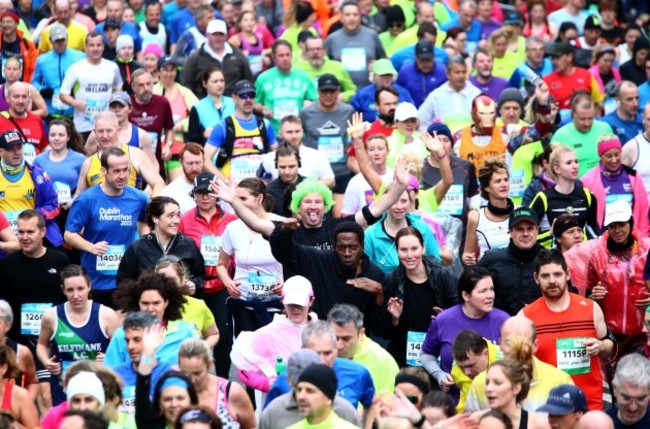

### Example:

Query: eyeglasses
xmin=237 ymin=93 xmax=255 ymax=100
xmin=618 ymin=392 xmax=650 ymax=405
xmin=179 ymin=409 xmax=213 ymax=424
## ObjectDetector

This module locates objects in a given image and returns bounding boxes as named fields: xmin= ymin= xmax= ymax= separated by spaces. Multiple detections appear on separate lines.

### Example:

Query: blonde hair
xmin=547 ymin=144 xmax=574 ymax=181
xmin=488 ymin=336 xmax=534 ymax=404
xmin=596 ymin=133 xmax=619 ymax=144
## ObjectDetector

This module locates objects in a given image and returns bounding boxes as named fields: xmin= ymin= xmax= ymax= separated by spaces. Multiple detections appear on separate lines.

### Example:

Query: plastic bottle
xmin=518 ymin=63 xmax=543 ymax=87
xmin=276 ymin=356 xmax=286 ymax=375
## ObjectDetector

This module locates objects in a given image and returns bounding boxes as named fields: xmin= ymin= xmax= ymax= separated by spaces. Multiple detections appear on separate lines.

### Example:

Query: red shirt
xmin=0 ymin=112 xmax=47 ymax=163
xmin=129 ymin=94 xmax=174 ymax=160
xmin=543 ymin=67 xmax=604 ymax=110
xmin=347 ymin=120 xmax=394 ymax=157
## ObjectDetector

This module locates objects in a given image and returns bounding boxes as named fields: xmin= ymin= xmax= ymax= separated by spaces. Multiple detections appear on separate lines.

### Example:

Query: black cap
xmin=318 ymin=74 xmax=340 ymax=90
xmin=584 ymin=15 xmax=601 ymax=31
xmin=233 ymin=80 xmax=255 ymax=96
xmin=415 ymin=40 xmax=434 ymax=60
xmin=159 ymin=56 xmax=180 ymax=68
xmin=297 ymin=30 xmax=314 ymax=44
xmin=0 ymin=130 xmax=25 ymax=150
xmin=509 ymin=206 xmax=539 ymax=229
xmin=104 ymin=18 xmax=120 ymax=30
xmin=547 ymin=42 xmax=573 ymax=57
xmin=193 ymin=172 xmax=215 ymax=193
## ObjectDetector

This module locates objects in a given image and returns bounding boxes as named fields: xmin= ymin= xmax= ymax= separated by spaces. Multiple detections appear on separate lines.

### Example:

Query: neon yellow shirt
xmin=293 ymin=58 xmax=357 ymax=102
xmin=451 ymin=340 xmax=502 ymax=413
xmin=287 ymin=411 xmax=360 ymax=429
xmin=182 ymin=296 xmax=216 ymax=337
xmin=39 ymin=22 xmax=88 ymax=53
xmin=354 ymin=334 xmax=399 ymax=394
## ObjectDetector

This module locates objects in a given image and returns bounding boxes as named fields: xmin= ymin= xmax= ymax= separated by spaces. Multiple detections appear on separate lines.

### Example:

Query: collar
xmin=203 ymin=41 xmax=233 ymax=60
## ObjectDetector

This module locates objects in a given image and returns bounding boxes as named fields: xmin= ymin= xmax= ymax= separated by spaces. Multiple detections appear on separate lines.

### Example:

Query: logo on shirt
xmin=98 ymin=207 xmax=133 ymax=226
xmin=318 ymin=121 xmax=341 ymax=136
xmin=48 ymin=268 xmax=57 ymax=274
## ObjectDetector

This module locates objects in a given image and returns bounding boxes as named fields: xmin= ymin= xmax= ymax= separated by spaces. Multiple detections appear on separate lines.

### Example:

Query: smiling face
xmin=510 ymin=220 xmax=538 ymax=250
xmin=601 ymin=148 xmax=621 ymax=172
xmin=49 ymin=124 xmax=70 ymax=151
xmin=607 ymin=221 xmax=631 ymax=245
xmin=160 ymin=386 xmax=192 ymax=425
xmin=397 ymin=233 xmax=424 ymax=272
xmin=388 ymin=191 xmax=411 ymax=222
xmin=155 ymin=203 xmax=181 ymax=238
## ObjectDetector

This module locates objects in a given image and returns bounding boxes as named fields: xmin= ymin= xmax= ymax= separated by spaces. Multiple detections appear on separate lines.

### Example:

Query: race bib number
xmin=85 ymin=99 xmax=108 ymax=121
xmin=23 ymin=143 xmax=36 ymax=164
xmin=340 ymin=47 xmax=367 ymax=72
xmin=249 ymin=55 xmax=263 ymax=75
xmin=147 ymin=131 xmax=159 ymax=154
xmin=509 ymin=169 xmax=525 ymax=198
xmin=20 ymin=303 xmax=52 ymax=336
xmin=230 ymin=155 xmax=261 ymax=183
xmin=244 ymin=272 xmax=277 ymax=300
xmin=273 ymin=99 xmax=298 ymax=121
xmin=605 ymin=193 xmax=633 ymax=205
xmin=52 ymin=90 xmax=66 ymax=110
xmin=406 ymin=331 xmax=425 ymax=367
xmin=119 ymin=386 xmax=136 ymax=416
xmin=54 ymin=181 xmax=72 ymax=205
xmin=439 ymin=184 xmax=464 ymax=216
xmin=96 ymin=245 xmax=125 ymax=275
xmin=318 ymin=136 xmax=344 ymax=163
xmin=4 ymin=210 xmax=21 ymax=236
xmin=200 ymin=235 xmax=221 ymax=267
xmin=556 ymin=337 xmax=590 ymax=375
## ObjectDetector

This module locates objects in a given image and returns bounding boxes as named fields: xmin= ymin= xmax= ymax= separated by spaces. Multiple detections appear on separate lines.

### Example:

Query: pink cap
xmin=597 ymin=138 xmax=621 ymax=157
xmin=282 ymin=276 xmax=313 ymax=307
xmin=143 ymin=43 xmax=163 ymax=58
xmin=407 ymin=174 xmax=419 ymax=191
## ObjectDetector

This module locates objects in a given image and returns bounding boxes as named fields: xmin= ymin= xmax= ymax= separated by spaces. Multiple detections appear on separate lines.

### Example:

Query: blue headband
xmin=160 ymin=376 xmax=189 ymax=392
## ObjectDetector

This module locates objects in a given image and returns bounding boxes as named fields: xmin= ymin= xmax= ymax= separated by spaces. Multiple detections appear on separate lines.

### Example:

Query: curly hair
xmin=115 ymin=271 xmax=187 ymax=322
xmin=290 ymin=179 xmax=334 ymax=214
xmin=478 ymin=158 xmax=509 ymax=200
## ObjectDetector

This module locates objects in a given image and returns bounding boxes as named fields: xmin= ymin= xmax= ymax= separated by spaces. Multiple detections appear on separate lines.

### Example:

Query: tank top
xmin=215 ymin=377 xmax=239 ymax=429
xmin=458 ymin=126 xmax=506 ymax=172
xmin=237 ymin=32 xmax=264 ymax=75
xmin=86 ymin=143 xmax=140 ymax=188
xmin=0 ymin=167 xmax=35 ymax=235
xmin=522 ymin=293 xmax=603 ymax=410
xmin=631 ymin=133 xmax=650 ymax=200
xmin=1 ymin=379 xmax=12 ymax=411
xmin=138 ymin=22 xmax=167 ymax=52
xmin=223 ymin=115 xmax=265 ymax=182
xmin=50 ymin=301 xmax=110 ymax=405
xmin=475 ymin=207 xmax=510 ymax=259
xmin=126 ymin=124 xmax=139 ymax=148
xmin=519 ymin=409 xmax=528 ymax=429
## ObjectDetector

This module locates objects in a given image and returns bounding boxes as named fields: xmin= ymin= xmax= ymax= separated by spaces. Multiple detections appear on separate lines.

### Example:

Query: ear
xmin=533 ymin=272 xmax=539 ymax=285
xmin=513 ymin=382 xmax=522 ymax=396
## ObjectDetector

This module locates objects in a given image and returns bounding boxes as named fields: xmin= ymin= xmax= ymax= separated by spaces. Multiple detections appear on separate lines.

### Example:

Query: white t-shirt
xmin=260 ymin=145 xmax=335 ymax=181
xmin=160 ymin=177 xmax=195 ymax=214
xmin=341 ymin=170 xmax=393 ymax=216
xmin=60 ymin=59 xmax=123 ymax=132
xmin=221 ymin=216 xmax=284 ymax=301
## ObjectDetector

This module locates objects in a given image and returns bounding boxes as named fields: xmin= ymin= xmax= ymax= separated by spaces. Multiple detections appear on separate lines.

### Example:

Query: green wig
xmin=290 ymin=179 xmax=334 ymax=214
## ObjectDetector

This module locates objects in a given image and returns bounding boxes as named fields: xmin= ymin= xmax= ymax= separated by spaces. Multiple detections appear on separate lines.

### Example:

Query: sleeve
xmin=262 ymin=374 xmax=291 ymax=409
xmin=360 ymin=369 xmax=376 ymax=408
xmin=117 ymin=242 xmax=140 ymax=283
xmin=464 ymin=376 xmax=489 ymax=412
xmin=422 ymin=227 xmax=441 ymax=261
xmin=180 ymin=55 xmax=198 ymax=92
xmin=417 ymin=97 xmax=435 ymax=131
xmin=268 ymin=223 xmax=296 ymax=269
xmin=421 ymin=318 xmax=441 ymax=356
xmin=135 ymin=373 xmax=161 ymax=429
xmin=65 ymin=197 xmax=88 ymax=233
xmin=338 ymin=69 xmax=357 ymax=103
xmin=137 ymin=194 xmax=148 ymax=223
xmin=237 ymin=369 xmax=272 ymax=392
xmin=239 ymin=52 xmax=253 ymax=82
xmin=59 ymin=64 xmax=78 ymax=95
xmin=187 ymin=107 xmax=206 ymax=145
xmin=169 ymin=16 xmax=181 ymax=44
xmin=263 ymin=119 xmax=276 ymax=145
xmin=220 ymin=224 xmax=235 ymax=256
xmin=590 ymin=75 xmax=605 ymax=104
xmin=188 ymin=240 xmax=205 ymax=288
xmin=466 ymin=163 xmax=479 ymax=197
xmin=35 ymin=172 xmax=61 ymax=221
xmin=206 ymin=122 xmax=227 ymax=148
xmin=584 ymin=191 xmax=601 ymax=239
xmin=112 ymin=63 xmax=124 ymax=91
xmin=163 ymin=100 xmax=174 ymax=129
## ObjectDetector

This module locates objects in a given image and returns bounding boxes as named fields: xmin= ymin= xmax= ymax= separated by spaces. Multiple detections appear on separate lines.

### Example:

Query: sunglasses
xmin=389 ymin=22 xmax=405 ymax=28
xmin=238 ymin=93 xmax=256 ymax=100
xmin=155 ymin=255 xmax=182 ymax=270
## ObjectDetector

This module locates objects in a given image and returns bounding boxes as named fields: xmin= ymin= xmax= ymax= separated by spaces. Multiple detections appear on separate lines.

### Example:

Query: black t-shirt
xmin=1 ymin=38 xmax=21 ymax=61
xmin=290 ymin=214 xmax=356 ymax=252
xmin=403 ymin=276 xmax=437 ymax=332
xmin=601 ymin=27 xmax=625 ymax=46
xmin=267 ymin=176 xmax=304 ymax=217
xmin=0 ymin=249 xmax=69 ymax=345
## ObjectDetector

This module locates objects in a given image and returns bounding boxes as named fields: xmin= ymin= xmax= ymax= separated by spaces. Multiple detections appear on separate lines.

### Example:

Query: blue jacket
xmin=350 ymin=83 xmax=414 ymax=123
xmin=96 ymin=21 xmax=142 ymax=51
xmin=396 ymin=61 xmax=448 ymax=108
xmin=28 ymin=163 xmax=63 ymax=246
xmin=31 ymin=48 xmax=86 ymax=117
xmin=390 ymin=45 xmax=449 ymax=73
xmin=364 ymin=212 xmax=441 ymax=274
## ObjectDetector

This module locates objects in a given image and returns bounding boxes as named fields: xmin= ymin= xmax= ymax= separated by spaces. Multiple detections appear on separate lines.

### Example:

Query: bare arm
xmin=462 ymin=210 xmax=479 ymax=266
xmin=349 ymin=113 xmax=383 ymax=194
xmin=0 ymin=225 xmax=19 ymax=254
xmin=211 ymin=178 xmax=276 ymax=236
xmin=73 ymin=158 xmax=91 ymax=198
xmin=17 ymin=345 xmax=37 ymax=401
xmin=28 ymin=85 xmax=48 ymax=118
xmin=202 ymin=144 xmax=228 ymax=180
xmin=101 ymin=306 xmax=121 ymax=338
xmin=592 ymin=303 xmax=614 ymax=359
xmin=133 ymin=148 xmax=165 ymax=196
xmin=59 ymin=93 xmax=85 ymax=110
xmin=621 ymin=140 xmax=638 ymax=168
xmin=228 ymin=382 xmax=256 ymax=429
xmin=354 ymin=157 xmax=409 ymax=227
xmin=36 ymin=310 xmax=59 ymax=375
xmin=84 ymin=132 xmax=99 ymax=155
xmin=202 ymin=323 xmax=220 ymax=349
xmin=137 ymin=129 xmax=158 ymax=169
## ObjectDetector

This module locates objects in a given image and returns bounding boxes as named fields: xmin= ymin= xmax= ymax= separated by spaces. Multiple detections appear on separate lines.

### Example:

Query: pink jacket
xmin=588 ymin=65 xmax=621 ymax=94
xmin=580 ymin=165 xmax=650 ymax=237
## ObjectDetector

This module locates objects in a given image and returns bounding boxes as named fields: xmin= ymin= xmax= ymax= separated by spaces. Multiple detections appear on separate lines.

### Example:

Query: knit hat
xmin=297 ymin=364 xmax=338 ymax=401
xmin=116 ymin=34 xmax=134 ymax=52
xmin=597 ymin=138 xmax=621 ymax=157
xmin=143 ymin=43 xmax=163 ymax=58
xmin=385 ymin=5 xmax=405 ymax=25
xmin=287 ymin=349 xmax=320 ymax=385
xmin=67 ymin=372 xmax=105 ymax=407
xmin=498 ymin=88 xmax=525 ymax=111
xmin=427 ymin=122 xmax=454 ymax=144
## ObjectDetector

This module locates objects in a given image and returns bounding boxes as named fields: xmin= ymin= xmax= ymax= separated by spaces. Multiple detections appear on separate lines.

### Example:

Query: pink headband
xmin=598 ymin=139 xmax=621 ymax=157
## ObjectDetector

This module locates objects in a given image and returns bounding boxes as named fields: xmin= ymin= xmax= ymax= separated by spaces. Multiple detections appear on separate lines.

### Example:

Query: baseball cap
xmin=318 ymin=74 xmax=340 ymax=91
xmin=233 ymin=80 xmax=255 ymax=96
xmin=0 ymin=130 xmax=24 ymax=149
xmin=373 ymin=59 xmax=397 ymax=76
xmin=159 ymin=56 xmax=181 ymax=68
xmin=108 ymin=91 xmax=132 ymax=107
xmin=537 ymin=385 xmax=587 ymax=415
xmin=584 ymin=15 xmax=602 ymax=31
xmin=103 ymin=18 xmax=120 ymax=30
xmin=509 ymin=206 xmax=539 ymax=229
xmin=415 ymin=40 xmax=434 ymax=60
xmin=193 ymin=172 xmax=215 ymax=193
xmin=547 ymin=42 xmax=573 ymax=57
xmin=394 ymin=102 xmax=418 ymax=122
xmin=287 ymin=349 xmax=320 ymax=385
xmin=603 ymin=200 xmax=632 ymax=227
xmin=282 ymin=275 xmax=313 ymax=307
xmin=49 ymin=23 xmax=68 ymax=41
xmin=206 ymin=19 xmax=227 ymax=35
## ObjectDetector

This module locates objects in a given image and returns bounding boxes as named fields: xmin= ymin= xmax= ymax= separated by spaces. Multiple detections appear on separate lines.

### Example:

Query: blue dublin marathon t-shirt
xmin=65 ymin=185 xmax=148 ymax=290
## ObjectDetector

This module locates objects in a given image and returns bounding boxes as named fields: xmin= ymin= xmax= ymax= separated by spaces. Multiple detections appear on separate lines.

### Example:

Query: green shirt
xmin=550 ymin=120 xmax=613 ymax=178
xmin=510 ymin=140 xmax=544 ymax=206
xmin=286 ymin=411 xmax=360 ymax=429
xmin=293 ymin=58 xmax=358 ymax=102
xmin=255 ymin=67 xmax=318 ymax=132
xmin=353 ymin=334 xmax=399 ymax=394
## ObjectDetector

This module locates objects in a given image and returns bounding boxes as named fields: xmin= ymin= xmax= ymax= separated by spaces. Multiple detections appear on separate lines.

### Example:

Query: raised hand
xmin=141 ymin=322 xmax=166 ymax=356
xmin=387 ymin=297 xmax=404 ymax=323
xmin=346 ymin=111 xmax=368 ymax=140
xmin=393 ymin=156 xmax=410 ymax=187
xmin=210 ymin=177 xmax=236 ymax=203
xmin=420 ymin=130 xmax=445 ymax=158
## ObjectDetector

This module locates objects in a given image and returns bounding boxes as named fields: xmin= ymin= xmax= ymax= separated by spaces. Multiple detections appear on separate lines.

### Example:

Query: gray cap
xmin=49 ymin=23 xmax=67 ymax=41
xmin=108 ymin=91 xmax=132 ymax=107
xmin=287 ymin=349 xmax=320 ymax=385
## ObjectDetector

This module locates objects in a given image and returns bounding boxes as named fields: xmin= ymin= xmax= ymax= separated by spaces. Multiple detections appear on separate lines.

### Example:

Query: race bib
xmin=249 ymin=55 xmax=263 ymax=76
xmin=147 ymin=131 xmax=159 ymax=154
xmin=340 ymin=47 xmax=367 ymax=72
xmin=52 ymin=90 xmax=66 ymax=110
xmin=85 ymin=99 xmax=108 ymax=121
xmin=244 ymin=272 xmax=277 ymax=300
xmin=119 ymin=386 xmax=135 ymax=416
xmin=230 ymin=155 xmax=262 ymax=183
xmin=273 ymin=99 xmax=298 ymax=122
xmin=406 ymin=331 xmax=425 ymax=367
xmin=54 ymin=181 xmax=72 ymax=205
xmin=605 ymin=193 xmax=633 ymax=205
xmin=4 ymin=210 xmax=21 ymax=236
xmin=509 ymin=169 xmax=525 ymax=198
xmin=20 ymin=303 xmax=52 ymax=336
xmin=96 ymin=245 xmax=125 ymax=275
xmin=439 ymin=184 xmax=464 ymax=216
xmin=556 ymin=337 xmax=590 ymax=375
xmin=23 ymin=143 xmax=36 ymax=164
xmin=318 ymin=136 xmax=344 ymax=163
xmin=200 ymin=235 xmax=221 ymax=267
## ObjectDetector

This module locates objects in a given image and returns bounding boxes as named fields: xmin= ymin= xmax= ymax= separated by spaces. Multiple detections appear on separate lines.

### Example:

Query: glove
xmin=39 ymin=88 xmax=54 ymax=99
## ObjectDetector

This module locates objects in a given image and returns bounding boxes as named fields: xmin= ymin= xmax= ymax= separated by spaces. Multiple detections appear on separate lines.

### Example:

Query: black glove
xmin=39 ymin=88 xmax=54 ymax=99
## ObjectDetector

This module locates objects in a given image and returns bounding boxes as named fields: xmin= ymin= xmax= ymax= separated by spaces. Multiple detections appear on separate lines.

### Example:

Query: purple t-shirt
xmin=421 ymin=304 xmax=509 ymax=373
xmin=601 ymin=167 xmax=632 ymax=201
xmin=468 ymin=76 xmax=511 ymax=102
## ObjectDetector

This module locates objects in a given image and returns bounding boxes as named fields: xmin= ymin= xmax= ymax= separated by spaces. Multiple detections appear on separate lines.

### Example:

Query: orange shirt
xmin=458 ymin=126 xmax=506 ymax=172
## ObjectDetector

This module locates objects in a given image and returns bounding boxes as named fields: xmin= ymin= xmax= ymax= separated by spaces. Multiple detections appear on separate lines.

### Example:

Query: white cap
xmin=206 ymin=19 xmax=227 ymax=34
xmin=67 ymin=372 xmax=105 ymax=407
xmin=282 ymin=276 xmax=313 ymax=307
xmin=394 ymin=102 xmax=418 ymax=122
xmin=604 ymin=200 xmax=632 ymax=227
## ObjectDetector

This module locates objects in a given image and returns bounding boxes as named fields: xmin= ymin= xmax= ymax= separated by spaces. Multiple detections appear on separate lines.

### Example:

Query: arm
xmin=133 ymin=148 xmax=165 ymax=196
xmin=137 ymin=129 xmax=158 ymax=168
xmin=228 ymin=381 xmax=257 ymax=429
xmin=17 ymin=345 xmax=37 ymax=401
xmin=216 ymin=249 xmax=241 ymax=298
xmin=621 ymin=141 xmax=638 ymax=168
xmin=36 ymin=309 xmax=60 ymax=375
xmin=100 ymin=306 xmax=121 ymax=338
xmin=421 ymin=131 xmax=453 ymax=206
xmin=462 ymin=210 xmax=479 ymax=266
xmin=135 ymin=324 xmax=165 ymax=429
xmin=202 ymin=324 xmax=220 ymax=349
xmin=211 ymin=178 xmax=276 ymax=236
xmin=73 ymin=158 xmax=91 ymax=198
xmin=84 ymin=132 xmax=99 ymax=155
xmin=187 ymin=107 xmax=207 ymax=144
xmin=58 ymin=92 xmax=85 ymax=111
xmin=0 ymin=225 xmax=19 ymax=254
xmin=15 ymin=387 xmax=39 ymax=429
xmin=64 ymin=230 xmax=108 ymax=255
xmin=591 ymin=302 xmax=614 ymax=359
xmin=354 ymin=160 xmax=408 ymax=227
xmin=28 ymin=85 xmax=48 ymax=118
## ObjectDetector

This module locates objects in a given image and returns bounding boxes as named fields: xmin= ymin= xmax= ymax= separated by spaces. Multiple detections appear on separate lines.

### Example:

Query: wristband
xmin=413 ymin=413 xmax=426 ymax=428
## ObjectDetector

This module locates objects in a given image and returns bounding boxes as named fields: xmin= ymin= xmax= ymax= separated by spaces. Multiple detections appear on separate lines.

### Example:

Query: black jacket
xmin=117 ymin=233 xmax=205 ymax=287
xmin=478 ymin=245 xmax=541 ymax=315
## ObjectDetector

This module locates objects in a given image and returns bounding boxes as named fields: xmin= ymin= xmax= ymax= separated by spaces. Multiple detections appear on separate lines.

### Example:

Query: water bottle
xmin=275 ymin=356 xmax=286 ymax=375
xmin=518 ymin=63 xmax=543 ymax=87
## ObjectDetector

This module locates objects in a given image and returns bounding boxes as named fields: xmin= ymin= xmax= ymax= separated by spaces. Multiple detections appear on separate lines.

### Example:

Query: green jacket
xmin=293 ymin=58 xmax=358 ymax=102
